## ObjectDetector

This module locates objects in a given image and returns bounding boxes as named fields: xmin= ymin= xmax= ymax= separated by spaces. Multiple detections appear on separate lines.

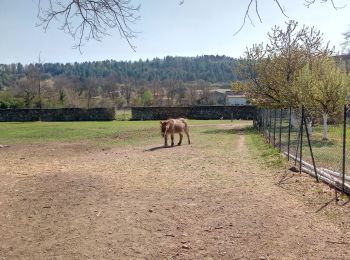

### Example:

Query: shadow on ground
xmin=144 ymin=145 xmax=186 ymax=152
xmin=202 ymin=126 xmax=251 ymax=135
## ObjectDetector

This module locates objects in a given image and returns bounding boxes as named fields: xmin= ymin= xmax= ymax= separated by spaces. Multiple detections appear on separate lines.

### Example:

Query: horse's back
xmin=178 ymin=118 xmax=188 ymax=130
xmin=168 ymin=118 xmax=188 ymax=133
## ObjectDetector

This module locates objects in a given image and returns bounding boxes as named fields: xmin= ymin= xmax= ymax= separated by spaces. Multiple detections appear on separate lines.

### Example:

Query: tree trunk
xmin=307 ymin=120 xmax=313 ymax=135
xmin=322 ymin=113 xmax=328 ymax=140
xmin=291 ymin=110 xmax=298 ymax=128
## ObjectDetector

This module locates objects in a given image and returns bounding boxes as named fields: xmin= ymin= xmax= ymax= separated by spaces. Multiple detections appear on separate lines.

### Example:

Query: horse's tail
xmin=180 ymin=118 xmax=189 ymax=131
xmin=180 ymin=118 xmax=190 ymax=144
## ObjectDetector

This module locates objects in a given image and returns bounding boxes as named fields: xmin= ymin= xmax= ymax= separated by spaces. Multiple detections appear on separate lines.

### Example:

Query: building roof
xmin=209 ymin=89 xmax=233 ymax=95
xmin=226 ymin=95 xmax=246 ymax=98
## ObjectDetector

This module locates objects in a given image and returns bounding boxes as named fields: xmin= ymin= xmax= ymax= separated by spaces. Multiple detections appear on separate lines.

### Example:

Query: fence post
xmin=279 ymin=108 xmax=282 ymax=152
xmin=265 ymin=109 xmax=268 ymax=138
xmin=262 ymin=109 xmax=264 ymax=133
xmin=294 ymin=124 xmax=301 ymax=166
xmin=287 ymin=107 xmax=292 ymax=160
xmin=269 ymin=109 xmax=272 ymax=143
xmin=273 ymin=109 xmax=277 ymax=147
xmin=299 ymin=106 xmax=304 ymax=174
xmin=261 ymin=109 xmax=264 ymax=134
xmin=342 ymin=105 xmax=347 ymax=193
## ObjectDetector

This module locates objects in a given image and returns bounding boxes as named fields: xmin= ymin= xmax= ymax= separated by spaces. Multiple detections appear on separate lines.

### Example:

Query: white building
xmin=226 ymin=95 xmax=247 ymax=106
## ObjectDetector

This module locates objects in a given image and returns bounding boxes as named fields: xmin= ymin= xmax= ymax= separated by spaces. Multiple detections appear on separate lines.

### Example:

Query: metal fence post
xmin=261 ymin=109 xmax=264 ymax=134
xmin=265 ymin=109 xmax=268 ymax=138
xmin=262 ymin=109 xmax=265 ymax=134
xmin=279 ymin=108 xmax=282 ymax=152
xmin=273 ymin=109 xmax=277 ymax=147
xmin=269 ymin=109 xmax=272 ymax=143
xmin=299 ymin=106 xmax=304 ymax=174
xmin=287 ymin=107 xmax=292 ymax=160
xmin=342 ymin=105 xmax=347 ymax=193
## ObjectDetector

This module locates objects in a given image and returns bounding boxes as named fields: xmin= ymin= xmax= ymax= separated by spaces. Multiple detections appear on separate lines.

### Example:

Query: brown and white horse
xmin=160 ymin=118 xmax=191 ymax=147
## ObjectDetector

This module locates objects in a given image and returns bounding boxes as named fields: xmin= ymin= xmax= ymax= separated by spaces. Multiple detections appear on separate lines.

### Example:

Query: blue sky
xmin=0 ymin=0 xmax=349 ymax=64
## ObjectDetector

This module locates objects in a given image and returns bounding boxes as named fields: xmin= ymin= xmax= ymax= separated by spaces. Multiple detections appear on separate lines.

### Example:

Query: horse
xmin=160 ymin=118 xmax=191 ymax=147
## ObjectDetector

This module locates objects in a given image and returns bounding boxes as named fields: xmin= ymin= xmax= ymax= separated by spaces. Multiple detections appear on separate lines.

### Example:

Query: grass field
xmin=0 ymin=119 xmax=241 ymax=144
xmin=262 ymin=120 xmax=348 ymax=174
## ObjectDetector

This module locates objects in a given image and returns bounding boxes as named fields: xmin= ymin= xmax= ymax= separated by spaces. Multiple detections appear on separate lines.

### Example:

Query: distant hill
xmin=2 ymin=55 xmax=242 ymax=83
xmin=334 ymin=54 xmax=350 ymax=72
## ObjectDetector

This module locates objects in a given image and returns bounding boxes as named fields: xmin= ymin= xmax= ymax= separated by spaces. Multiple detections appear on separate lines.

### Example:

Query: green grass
xmin=0 ymin=121 xmax=157 ymax=144
xmin=262 ymin=121 xmax=348 ymax=173
xmin=0 ymin=119 xmax=245 ymax=144
xmin=246 ymin=127 xmax=285 ymax=168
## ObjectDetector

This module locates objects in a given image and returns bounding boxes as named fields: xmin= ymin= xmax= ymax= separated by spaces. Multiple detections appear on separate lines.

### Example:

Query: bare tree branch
xmin=274 ymin=0 xmax=289 ymax=17
xmin=37 ymin=0 xmax=141 ymax=53
xmin=305 ymin=0 xmax=346 ymax=9
xmin=234 ymin=0 xmax=288 ymax=36
xmin=233 ymin=0 xmax=254 ymax=36
xmin=234 ymin=0 xmax=344 ymax=36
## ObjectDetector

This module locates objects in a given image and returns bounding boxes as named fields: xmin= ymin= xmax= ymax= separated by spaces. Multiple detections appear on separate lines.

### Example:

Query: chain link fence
xmin=254 ymin=106 xmax=350 ymax=194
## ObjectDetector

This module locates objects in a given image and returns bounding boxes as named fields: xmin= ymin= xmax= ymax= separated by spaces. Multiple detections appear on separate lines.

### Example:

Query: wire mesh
xmin=254 ymin=106 xmax=349 ymax=194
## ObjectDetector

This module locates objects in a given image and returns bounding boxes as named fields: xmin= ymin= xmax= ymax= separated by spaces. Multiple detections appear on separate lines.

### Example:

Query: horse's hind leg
xmin=185 ymin=129 xmax=191 ymax=144
xmin=171 ymin=133 xmax=175 ymax=147
xmin=178 ymin=133 xmax=183 ymax=146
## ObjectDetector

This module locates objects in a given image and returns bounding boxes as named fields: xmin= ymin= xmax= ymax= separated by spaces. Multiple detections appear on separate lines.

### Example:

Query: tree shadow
xmin=309 ymin=139 xmax=337 ymax=148
xmin=315 ymin=197 xmax=337 ymax=213
xmin=202 ymin=128 xmax=246 ymax=135
xmin=276 ymin=170 xmax=296 ymax=186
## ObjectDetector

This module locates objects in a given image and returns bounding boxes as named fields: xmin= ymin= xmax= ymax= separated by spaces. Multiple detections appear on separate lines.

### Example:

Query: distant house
xmin=208 ymin=89 xmax=233 ymax=105
xmin=208 ymin=89 xmax=247 ymax=105
xmin=226 ymin=95 xmax=247 ymax=106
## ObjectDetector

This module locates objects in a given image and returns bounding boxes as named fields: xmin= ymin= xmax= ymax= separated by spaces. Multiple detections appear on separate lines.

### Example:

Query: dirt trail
xmin=1 ymin=124 xmax=350 ymax=259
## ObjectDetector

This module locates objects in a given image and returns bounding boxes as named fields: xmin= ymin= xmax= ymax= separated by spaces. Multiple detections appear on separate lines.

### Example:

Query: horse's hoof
xmin=178 ymin=143 xmax=181 ymax=146
xmin=171 ymin=143 xmax=174 ymax=147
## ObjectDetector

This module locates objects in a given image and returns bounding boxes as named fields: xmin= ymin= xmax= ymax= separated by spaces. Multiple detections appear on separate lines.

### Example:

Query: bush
xmin=0 ymin=91 xmax=22 ymax=109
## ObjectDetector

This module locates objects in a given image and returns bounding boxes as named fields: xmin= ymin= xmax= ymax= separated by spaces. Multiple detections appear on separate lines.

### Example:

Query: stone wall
xmin=0 ymin=108 xmax=115 ymax=122
xmin=131 ymin=106 xmax=256 ymax=120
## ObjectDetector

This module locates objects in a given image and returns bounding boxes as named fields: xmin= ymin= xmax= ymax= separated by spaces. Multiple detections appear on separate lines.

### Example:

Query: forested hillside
xmin=42 ymin=55 xmax=240 ymax=82
xmin=0 ymin=55 xmax=241 ymax=108
xmin=1 ymin=55 xmax=240 ymax=85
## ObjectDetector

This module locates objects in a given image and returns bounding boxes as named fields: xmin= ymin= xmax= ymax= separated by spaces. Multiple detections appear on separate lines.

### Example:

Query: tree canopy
xmin=238 ymin=20 xmax=335 ymax=108
xmin=0 ymin=55 xmax=241 ymax=84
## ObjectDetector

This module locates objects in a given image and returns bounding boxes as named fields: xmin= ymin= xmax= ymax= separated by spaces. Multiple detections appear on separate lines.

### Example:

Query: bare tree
xmin=121 ymin=78 xmax=133 ymax=106
xmin=342 ymin=28 xmax=350 ymax=53
xmin=37 ymin=0 xmax=141 ymax=52
xmin=24 ymin=61 xmax=43 ymax=108
xmin=35 ymin=0 xmax=345 ymax=52
xmin=235 ymin=0 xmax=344 ymax=35
xmin=36 ymin=54 xmax=44 ymax=109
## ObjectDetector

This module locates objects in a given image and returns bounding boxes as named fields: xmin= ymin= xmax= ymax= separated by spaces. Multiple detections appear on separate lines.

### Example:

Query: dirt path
xmin=1 ymin=123 xmax=350 ymax=259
